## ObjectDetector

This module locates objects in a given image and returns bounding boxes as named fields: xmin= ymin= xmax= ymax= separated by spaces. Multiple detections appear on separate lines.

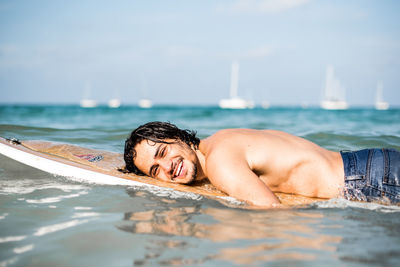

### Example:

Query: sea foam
xmin=312 ymin=198 xmax=400 ymax=213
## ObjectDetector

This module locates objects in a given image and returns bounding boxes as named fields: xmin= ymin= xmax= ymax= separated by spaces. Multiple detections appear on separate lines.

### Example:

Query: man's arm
xmin=205 ymin=151 xmax=281 ymax=208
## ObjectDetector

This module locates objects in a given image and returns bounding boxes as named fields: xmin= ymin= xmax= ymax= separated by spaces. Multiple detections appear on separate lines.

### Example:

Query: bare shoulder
xmin=199 ymin=129 xmax=282 ymax=206
xmin=200 ymin=129 xmax=259 ymax=180
xmin=200 ymin=129 xmax=249 ymax=162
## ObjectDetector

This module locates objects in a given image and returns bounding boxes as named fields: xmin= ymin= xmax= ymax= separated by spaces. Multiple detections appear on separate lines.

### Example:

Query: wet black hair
xmin=121 ymin=121 xmax=200 ymax=175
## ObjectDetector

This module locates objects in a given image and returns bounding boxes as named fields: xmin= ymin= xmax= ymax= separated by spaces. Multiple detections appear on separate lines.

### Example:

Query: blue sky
xmin=0 ymin=0 xmax=399 ymax=106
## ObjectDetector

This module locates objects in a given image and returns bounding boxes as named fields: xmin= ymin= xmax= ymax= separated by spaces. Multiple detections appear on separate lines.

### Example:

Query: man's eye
xmin=153 ymin=166 xmax=159 ymax=177
xmin=160 ymin=147 xmax=166 ymax=157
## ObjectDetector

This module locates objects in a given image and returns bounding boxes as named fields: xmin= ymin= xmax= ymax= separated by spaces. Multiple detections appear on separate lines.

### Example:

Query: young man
xmin=123 ymin=121 xmax=400 ymax=207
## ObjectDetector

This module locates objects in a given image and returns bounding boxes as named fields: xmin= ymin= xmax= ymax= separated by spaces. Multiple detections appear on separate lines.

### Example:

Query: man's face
xmin=133 ymin=139 xmax=198 ymax=184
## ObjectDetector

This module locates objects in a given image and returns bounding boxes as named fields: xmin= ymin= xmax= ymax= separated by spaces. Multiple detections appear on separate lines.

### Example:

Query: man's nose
xmin=159 ymin=159 xmax=173 ymax=174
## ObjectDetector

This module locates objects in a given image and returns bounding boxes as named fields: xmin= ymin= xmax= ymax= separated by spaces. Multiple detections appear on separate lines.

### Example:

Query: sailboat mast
xmin=376 ymin=80 xmax=384 ymax=103
xmin=325 ymin=65 xmax=334 ymax=99
xmin=230 ymin=61 xmax=239 ymax=98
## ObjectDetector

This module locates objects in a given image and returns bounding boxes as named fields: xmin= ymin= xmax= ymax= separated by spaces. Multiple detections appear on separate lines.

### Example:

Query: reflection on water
xmin=117 ymin=191 xmax=343 ymax=265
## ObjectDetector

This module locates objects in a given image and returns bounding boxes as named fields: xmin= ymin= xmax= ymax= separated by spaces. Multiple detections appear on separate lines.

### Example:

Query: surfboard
xmin=0 ymin=137 xmax=325 ymax=206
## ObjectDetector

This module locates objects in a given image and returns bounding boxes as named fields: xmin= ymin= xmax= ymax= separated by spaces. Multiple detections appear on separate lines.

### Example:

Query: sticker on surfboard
xmin=74 ymin=154 xmax=104 ymax=162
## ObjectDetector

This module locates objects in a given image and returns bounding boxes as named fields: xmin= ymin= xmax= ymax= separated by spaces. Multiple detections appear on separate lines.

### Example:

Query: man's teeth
xmin=176 ymin=161 xmax=183 ymax=177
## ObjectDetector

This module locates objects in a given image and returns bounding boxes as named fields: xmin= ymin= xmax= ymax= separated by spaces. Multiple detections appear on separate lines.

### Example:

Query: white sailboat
xmin=80 ymin=99 xmax=97 ymax=108
xmin=108 ymin=98 xmax=121 ymax=108
xmin=138 ymin=98 xmax=152 ymax=108
xmin=108 ymin=89 xmax=121 ymax=108
xmin=219 ymin=61 xmax=254 ymax=109
xmin=320 ymin=65 xmax=348 ymax=110
xmin=138 ymin=79 xmax=153 ymax=108
xmin=80 ymin=81 xmax=97 ymax=108
xmin=375 ymin=81 xmax=389 ymax=110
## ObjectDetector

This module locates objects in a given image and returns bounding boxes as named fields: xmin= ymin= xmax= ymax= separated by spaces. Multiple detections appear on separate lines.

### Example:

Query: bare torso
xmin=199 ymin=129 xmax=344 ymax=202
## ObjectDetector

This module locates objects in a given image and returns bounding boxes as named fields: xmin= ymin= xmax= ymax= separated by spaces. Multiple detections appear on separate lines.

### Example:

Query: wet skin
xmin=133 ymin=129 xmax=345 ymax=208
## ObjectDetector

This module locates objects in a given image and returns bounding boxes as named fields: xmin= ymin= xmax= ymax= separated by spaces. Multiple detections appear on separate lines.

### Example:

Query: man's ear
xmin=190 ymin=143 xmax=200 ymax=152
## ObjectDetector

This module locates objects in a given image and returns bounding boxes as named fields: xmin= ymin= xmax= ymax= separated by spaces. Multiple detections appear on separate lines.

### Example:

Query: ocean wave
xmin=304 ymin=132 xmax=400 ymax=150
xmin=74 ymin=206 xmax=92 ymax=210
xmin=0 ymin=180 xmax=89 ymax=195
xmin=13 ymin=244 xmax=34 ymax=254
xmin=72 ymin=212 xmax=100 ymax=218
xmin=33 ymin=219 xmax=90 ymax=237
xmin=0 ymin=124 xmax=61 ymax=133
xmin=127 ymin=185 xmax=204 ymax=201
xmin=311 ymin=198 xmax=400 ymax=213
xmin=25 ymin=191 xmax=88 ymax=204
xmin=0 ymin=235 xmax=26 ymax=243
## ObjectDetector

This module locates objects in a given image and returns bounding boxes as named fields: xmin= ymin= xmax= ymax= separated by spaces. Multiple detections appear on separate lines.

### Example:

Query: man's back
xmin=199 ymin=129 xmax=344 ymax=202
xmin=125 ymin=121 xmax=400 ymax=207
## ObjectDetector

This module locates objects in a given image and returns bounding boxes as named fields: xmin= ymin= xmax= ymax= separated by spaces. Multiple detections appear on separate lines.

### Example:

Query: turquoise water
xmin=1 ymin=105 xmax=400 ymax=266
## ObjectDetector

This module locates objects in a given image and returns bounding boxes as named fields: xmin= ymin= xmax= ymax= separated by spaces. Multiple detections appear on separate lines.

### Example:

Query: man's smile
xmin=173 ymin=159 xmax=184 ymax=179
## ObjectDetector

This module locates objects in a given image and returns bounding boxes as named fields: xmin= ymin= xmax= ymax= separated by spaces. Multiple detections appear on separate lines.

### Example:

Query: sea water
xmin=0 ymin=105 xmax=399 ymax=266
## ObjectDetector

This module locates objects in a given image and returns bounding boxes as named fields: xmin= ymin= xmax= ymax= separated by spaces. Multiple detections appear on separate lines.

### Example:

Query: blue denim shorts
xmin=340 ymin=148 xmax=400 ymax=204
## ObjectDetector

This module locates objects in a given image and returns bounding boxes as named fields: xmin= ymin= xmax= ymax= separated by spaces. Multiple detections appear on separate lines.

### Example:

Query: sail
xmin=80 ymin=81 xmax=97 ymax=108
xmin=320 ymin=65 xmax=348 ymax=110
xmin=375 ymin=81 xmax=389 ymax=110
xmin=219 ymin=61 xmax=254 ymax=109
